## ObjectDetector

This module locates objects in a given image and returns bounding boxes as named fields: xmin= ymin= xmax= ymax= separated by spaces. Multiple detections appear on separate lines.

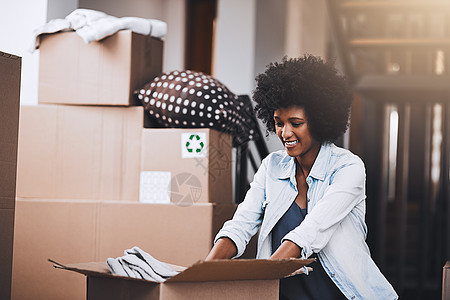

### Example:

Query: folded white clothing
xmin=29 ymin=18 xmax=72 ymax=52
xmin=122 ymin=254 xmax=165 ymax=282
xmin=106 ymin=257 xmax=128 ymax=277
xmin=119 ymin=257 xmax=140 ymax=278
xmin=31 ymin=8 xmax=167 ymax=52
xmin=65 ymin=8 xmax=108 ymax=30
xmin=124 ymin=246 xmax=178 ymax=278
xmin=106 ymin=246 xmax=179 ymax=282
xmin=74 ymin=15 xmax=123 ymax=44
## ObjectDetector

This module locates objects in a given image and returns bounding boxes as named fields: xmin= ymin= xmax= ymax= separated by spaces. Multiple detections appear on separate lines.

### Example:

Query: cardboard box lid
xmin=51 ymin=258 xmax=315 ymax=284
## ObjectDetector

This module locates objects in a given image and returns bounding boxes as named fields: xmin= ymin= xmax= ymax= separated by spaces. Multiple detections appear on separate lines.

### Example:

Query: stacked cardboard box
xmin=0 ymin=51 xmax=21 ymax=300
xmin=13 ymin=30 xmax=243 ymax=300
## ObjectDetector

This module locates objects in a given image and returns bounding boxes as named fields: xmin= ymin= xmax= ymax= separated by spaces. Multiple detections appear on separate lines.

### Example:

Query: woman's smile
xmin=284 ymin=139 xmax=299 ymax=148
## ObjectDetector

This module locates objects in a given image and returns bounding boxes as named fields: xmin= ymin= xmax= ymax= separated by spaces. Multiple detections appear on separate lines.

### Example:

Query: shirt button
xmin=351 ymin=296 xmax=355 ymax=299
xmin=330 ymin=273 xmax=335 ymax=277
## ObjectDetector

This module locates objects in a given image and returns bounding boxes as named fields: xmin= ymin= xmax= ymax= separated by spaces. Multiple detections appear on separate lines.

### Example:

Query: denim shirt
xmin=215 ymin=142 xmax=398 ymax=300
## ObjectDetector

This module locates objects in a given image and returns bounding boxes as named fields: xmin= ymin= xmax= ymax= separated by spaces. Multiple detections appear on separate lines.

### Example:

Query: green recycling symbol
xmin=185 ymin=134 xmax=204 ymax=153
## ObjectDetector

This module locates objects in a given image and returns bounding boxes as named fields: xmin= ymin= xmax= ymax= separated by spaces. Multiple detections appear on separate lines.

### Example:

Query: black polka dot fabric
xmin=135 ymin=70 xmax=260 ymax=146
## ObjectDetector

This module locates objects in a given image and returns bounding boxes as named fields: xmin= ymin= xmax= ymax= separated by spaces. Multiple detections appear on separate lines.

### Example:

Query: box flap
xmin=51 ymin=260 xmax=111 ymax=278
xmin=50 ymin=259 xmax=185 ymax=283
xmin=51 ymin=258 xmax=314 ymax=283
xmin=166 ymin=258 xmax=315 ymax=283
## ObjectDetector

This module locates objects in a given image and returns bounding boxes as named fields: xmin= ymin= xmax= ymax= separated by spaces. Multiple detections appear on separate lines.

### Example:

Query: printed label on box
xmin=139 ymin=171 xmax=171 ymax=203
xmin=181 ymin=132 xmax=207 ymax=158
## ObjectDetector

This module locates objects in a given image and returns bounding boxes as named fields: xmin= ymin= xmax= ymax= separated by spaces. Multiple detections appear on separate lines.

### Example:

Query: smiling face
xmin=274 ymin=106 xmax=321 ymax=162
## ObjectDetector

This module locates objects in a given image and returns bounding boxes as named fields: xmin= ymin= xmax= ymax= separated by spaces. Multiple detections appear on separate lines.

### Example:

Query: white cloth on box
xmin=125 ymin=246 xmax=178 ymax=278
xmin=30 ymin=8 xmax=167 ymax=52
xmin=106 ymin=246 xmax=179 ymax=282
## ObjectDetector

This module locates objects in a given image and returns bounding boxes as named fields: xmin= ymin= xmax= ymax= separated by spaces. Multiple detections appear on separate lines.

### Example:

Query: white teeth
xmin=285 ymin=140 xmax=298 ymax=146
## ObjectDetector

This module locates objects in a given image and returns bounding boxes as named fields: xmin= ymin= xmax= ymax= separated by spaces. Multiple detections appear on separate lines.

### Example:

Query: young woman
xmin=206 ymin=55 xmax=398 ymax=300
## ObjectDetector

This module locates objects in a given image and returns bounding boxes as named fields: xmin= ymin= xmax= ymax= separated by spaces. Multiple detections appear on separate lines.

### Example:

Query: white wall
xmin=160 ymin=0 xmax=185 ymax=72
xmin=0 ymin=0 xmax=48 ymax=105
xmin=79 ymin=0 xmax=185 ymax=74
xmin=213 ymin=0 xmax=257 ymax=96
xmin=47 ymin=0 xmax=78 ymax=21
xmin=78 ymin=0 xmax=163 ymax=18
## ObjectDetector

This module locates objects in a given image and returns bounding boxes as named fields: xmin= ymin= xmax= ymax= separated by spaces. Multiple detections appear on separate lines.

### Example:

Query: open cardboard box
xmin=12 ymin=199 xmax=244 ymax=299
xmin=52 ymin=258 xmax=315 ymax=300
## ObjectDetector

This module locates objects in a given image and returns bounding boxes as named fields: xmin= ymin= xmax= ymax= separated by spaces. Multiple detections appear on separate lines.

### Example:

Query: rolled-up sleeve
xmin=214 ymin=155 xmax=269 ymax=258
xmin=283 ymin=160 xmax=366 ymax=258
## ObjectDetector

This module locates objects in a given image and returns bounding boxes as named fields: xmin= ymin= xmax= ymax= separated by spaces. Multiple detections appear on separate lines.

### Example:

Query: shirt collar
xmin=276 ymin=142 xmax=332 ymax=181
xmin=308 ymin=142 xmax=332 ymax=181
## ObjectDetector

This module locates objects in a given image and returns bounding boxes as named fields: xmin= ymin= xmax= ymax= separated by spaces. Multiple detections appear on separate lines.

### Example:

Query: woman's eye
xmin=275 ymin=122 xmax=283 ymax=127
xmin=292 ymin=123 xmax=304 ymax=127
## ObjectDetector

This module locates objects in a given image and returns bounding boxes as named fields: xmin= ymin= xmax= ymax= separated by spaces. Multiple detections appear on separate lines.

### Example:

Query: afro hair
xmin=253 ymin=55 xmax=353 ymax=143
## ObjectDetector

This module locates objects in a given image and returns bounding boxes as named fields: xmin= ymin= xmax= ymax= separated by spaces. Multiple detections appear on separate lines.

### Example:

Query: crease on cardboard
xmin=99 ymin=108 xmax=111 ymax=199
xmin=95 ymin=107 xmax=105 ymax=199
xmin=94 ymin=201 xmax=102 ymax=261
xmin=54 ymin=106 xmax=62 ymax=197
xmin=118 ymin=109 xmax=126 ymax=199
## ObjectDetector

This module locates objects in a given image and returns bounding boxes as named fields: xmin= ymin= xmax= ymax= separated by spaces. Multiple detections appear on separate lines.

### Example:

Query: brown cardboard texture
xmin=12 ymin=200 xmax=97 ymax=300
xmin=0 ymin=51 xmax=21 ymax=300
xmin=53 ymin=258 xmax=314 ymax=300
xmin=16 ymin=105 xmax=143 ymax=201
xmin=38 ymin=30 xmax=163 ymax=106
xmin=0 ymin=52 xmax=21 ymax=209
xmin=141 ymin=128 xmax=232 ymax=204
xmin=0 ymin=209 xmax=16 ymax=300
xmin=97 ymin=202 xmax=237 ymax=266
xmin=444 ymin=261 xmax=450 ymax=300
xmin=12 ymin=199 xmax=237 ymax=300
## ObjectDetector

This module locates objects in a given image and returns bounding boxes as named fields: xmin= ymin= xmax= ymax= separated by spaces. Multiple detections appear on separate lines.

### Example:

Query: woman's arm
xmin=209 ymin=155 xmax=271 ymax=259
xmin=205 ymin=237 xmax=237 ymax=260
xmin=270 ymin=240 xmax=301 ymax=259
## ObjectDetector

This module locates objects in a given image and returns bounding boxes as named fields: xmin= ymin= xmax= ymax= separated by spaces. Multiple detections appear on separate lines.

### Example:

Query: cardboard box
xmin=0 ymin=51 xmax=21 ymax=300
xmin=38 ymin=30 xmax=163 ymax=106
xmin=53 ymin=259 xmax=314 ymax=300
xmin=141 ymin=129 xmax=233 ymax=204
xmin=444 ymin=261 xmax=450 ymax=300
xmin=12 ymin=199 xmax=238 ymax=300
xmin=16 ymin=104 xmax=143 ymax=201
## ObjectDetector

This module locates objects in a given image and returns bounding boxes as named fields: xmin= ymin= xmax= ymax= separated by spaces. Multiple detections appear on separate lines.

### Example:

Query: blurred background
xmin=1 ymin=0 xmax=449 ymax=299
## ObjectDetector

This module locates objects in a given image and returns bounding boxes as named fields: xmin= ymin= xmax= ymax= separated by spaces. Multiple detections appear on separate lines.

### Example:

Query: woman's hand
xmin=205 ymin=237 xmax=237 ymax=261
xmin=270 ymin=240 xmax=301 ymax=259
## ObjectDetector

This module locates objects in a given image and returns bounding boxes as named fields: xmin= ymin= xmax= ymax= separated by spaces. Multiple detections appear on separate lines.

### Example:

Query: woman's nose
xmin=281 ymin=126 xmax=292 ymax=139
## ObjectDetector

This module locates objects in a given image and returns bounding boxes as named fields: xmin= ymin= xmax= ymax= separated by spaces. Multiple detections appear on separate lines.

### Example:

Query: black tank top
xmin=271 ymin=201 xmax=347 ymax=300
